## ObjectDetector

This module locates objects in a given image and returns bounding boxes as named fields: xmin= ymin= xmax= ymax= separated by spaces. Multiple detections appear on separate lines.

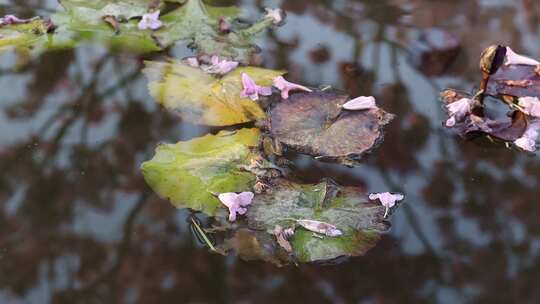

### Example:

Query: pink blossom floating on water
xmin=138 ymin=11 xmax=162 ymax=31
xmin=342 ymin=96 xmax=377 ymax=111
xmin=202 ymin=55 xmax=238 ymax=75
xmin=518 ymin=96 xmax=540 ymax=118
xmin=240 ymin=73 xmax=272 ymax=101
xmin=296 ymin=219 xmax=342 ymax=237
xmin=514 ymin=120 xmax=540 ymax=152
xmin=505 ymin=47 xmax=540 ymax=66
xmin=369 ymin=192 xmax=405 ymax=217
xmin=445 ymin=97 xmax=473 ymax=127
xmin=272 ymin=76 xmax=312 ymax=99
xmin=218 ymin=192 xmax=254 ymax=222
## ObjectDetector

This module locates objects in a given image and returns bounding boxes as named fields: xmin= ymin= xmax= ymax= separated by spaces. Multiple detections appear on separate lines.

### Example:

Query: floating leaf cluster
xmin=442 ymin=45 xmax=540 ymax=152
xmin=1 ymin=1 xmax=404 ymax=265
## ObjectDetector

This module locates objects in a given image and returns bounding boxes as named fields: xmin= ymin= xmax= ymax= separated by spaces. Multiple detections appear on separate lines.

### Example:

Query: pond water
xmin=2 ymin=0 xmax=540 ymax=303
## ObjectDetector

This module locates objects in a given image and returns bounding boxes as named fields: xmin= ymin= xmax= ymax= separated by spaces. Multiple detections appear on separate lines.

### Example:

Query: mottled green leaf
xmin=0 ymin=19 xmax=49 ymax=52
xmin=143 ymin=59 xmax=285 ymax=126
xmin=154 ymin=0 xmax=275 ymax=63
xmin=141 ymin=128 xmax=261 ymax=215
xmin=245 ymin=178 xmax=389 ymax=263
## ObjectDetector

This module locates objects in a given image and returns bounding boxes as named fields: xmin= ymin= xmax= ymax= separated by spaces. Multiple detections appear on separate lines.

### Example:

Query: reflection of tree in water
xmin=1 ymin=0 xmax=540 ymax=303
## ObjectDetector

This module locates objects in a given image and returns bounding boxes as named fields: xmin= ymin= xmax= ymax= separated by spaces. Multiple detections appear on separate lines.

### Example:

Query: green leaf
xmin=154 ymin=0 xmax=274 ymax=63
xmin=143 ymin=59 xmax=285 ymax=126
xmin=0 ymin=19 xmax=49 ymax=52
xmin=141 ymin=128 xmax=261 ymax=216
xmin=53 ymin=0 xmax=162 ymax=52
xmin=246 ymin=178 xmax=389 ymax=263
xmin=58 ymin=0 xmax=154 ymax=23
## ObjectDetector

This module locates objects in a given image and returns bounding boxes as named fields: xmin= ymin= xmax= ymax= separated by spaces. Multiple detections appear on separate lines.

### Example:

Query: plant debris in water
xmin=442 ymin=45 xmax=540 ymax=152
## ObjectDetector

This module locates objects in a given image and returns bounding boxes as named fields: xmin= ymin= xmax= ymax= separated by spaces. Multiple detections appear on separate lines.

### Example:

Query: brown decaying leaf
xmin=486 ymin=63 xmax=540 ymax=99
xmin=102 ymin=15 xmax=120 ymax=34
xmin=268 ymin=91 xmax=394 ymax=165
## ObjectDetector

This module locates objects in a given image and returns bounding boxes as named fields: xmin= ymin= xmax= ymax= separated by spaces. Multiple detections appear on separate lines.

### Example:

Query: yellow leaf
xmin=144 ymin=59 xmax=285 ymax=126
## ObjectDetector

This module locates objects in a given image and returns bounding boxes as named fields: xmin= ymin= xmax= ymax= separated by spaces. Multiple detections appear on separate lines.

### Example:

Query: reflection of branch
xmin=67 ymin=193 xmax=149 ymax=299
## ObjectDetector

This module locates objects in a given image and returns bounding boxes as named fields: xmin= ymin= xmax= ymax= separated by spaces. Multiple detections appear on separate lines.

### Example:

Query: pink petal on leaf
xmin=272 ymin=76 xmax=312 ymax=99
xmin=138 ymin=10 xmax=162 ymax=30
xmin=240 ymin=73 xmax=272 ymax=101
xmin=237 ymin=191 xmax=254 ymax=206
xmin=342 ymin=96 xmax=377 ymax=110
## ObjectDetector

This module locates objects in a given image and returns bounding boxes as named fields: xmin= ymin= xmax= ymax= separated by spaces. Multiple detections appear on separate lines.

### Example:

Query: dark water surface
xmin=2 ymin=0 xmax=540 ymax=303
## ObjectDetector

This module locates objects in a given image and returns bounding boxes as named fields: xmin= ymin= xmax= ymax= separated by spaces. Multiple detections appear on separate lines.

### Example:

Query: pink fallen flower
xmin=518 ymin=96 xmax=540 ymax=118
xmin=138 ymin=11 xmax=162 ymax=30
xmin=184 ymin=57 xmax=200 ymax=67
xmin=445 ymin=97 xmax=473 ymax=127
xmin=272 ymin=76 xmax=312 ymax=99
xmin=342 ymin=96 xmax=377 ymax=111
xmin=218 ymin=192 xmax=254 ymax=222
xmin=369 ymin=192 xmax=405 ymax=217
xmin=514 ymin=121 xmax=540 ymax=152
xmin=202 ymin=55 xmax=238 ymax=75
xmin=296 ymin=219 xmax=342 ymax=237
xmin=240 ymin=73 xmax=272 ymax=101
xmin=505 ymin=47 xmax=540 ymax=66
xmin=264 ymin=8 xmax=285 ymax=25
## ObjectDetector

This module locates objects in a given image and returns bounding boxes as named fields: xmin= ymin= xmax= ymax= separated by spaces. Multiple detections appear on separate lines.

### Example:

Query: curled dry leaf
xmin=441 ymin=89 xmax=528 ymax=142
xmin=267 ymin=91 xmax=394 ymax=166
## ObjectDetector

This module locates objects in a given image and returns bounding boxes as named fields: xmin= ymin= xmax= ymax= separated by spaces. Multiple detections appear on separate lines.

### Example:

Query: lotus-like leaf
xmin=144 ymin=60 xmax=284 ymax=126
xmin=245 ymin=178 xmax=388 ymax=263
xmin=154 ymin=0 xmax=275 ymax=63
xmin=141 ymin=128 xmax=261 ymax=216
xmin=268 ymin=91 xmax=394 ymax=165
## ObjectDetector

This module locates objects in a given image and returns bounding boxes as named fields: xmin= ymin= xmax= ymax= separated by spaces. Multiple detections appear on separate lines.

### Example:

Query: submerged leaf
xmin=246 ymin=178 xmax=389 ymax=263
xmin=154 ymin=0 xmax=278 ymax=63
xmin=143 ymin=59 xmax=284 ymax=126
xmin=141 ymin=128 xmax=261 ymax=216
xmin=53 ymin=0 xmax=162 ymax=52
xmin=268 ymin=91 xmax=394 ymax=165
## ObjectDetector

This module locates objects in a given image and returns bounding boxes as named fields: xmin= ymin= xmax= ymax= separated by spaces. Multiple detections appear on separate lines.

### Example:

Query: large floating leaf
xmin=242 ymin=178 xmax=388 ymax=263
xmin=53 ymin=0 xmax=162 ymax=52
xmin=154 ymin=0 xmax=275 ymax=63
xmin=141 ymin=128 xmax=261 ymax=215
xmin=0 ymin=19 xmax=50 ymax=51
xmin=268 ymin=91 xmax=394 ymax=165
xmin=144 ymin=60 xmax=284 ymax=126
